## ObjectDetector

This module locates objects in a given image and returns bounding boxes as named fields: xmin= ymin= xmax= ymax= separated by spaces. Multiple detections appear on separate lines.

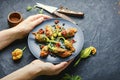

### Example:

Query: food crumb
xmin=118 ymin=1 xmax=120 ymax=6
xmin=117 ymin=1 xmax=120 ymax=15
xmin=118 ymin=11 xmax=120 ymax=15
xmin=62 ymin=23 xmax=65 ymax=26
xmin=54 ymin=20 xmax=59 ymax=24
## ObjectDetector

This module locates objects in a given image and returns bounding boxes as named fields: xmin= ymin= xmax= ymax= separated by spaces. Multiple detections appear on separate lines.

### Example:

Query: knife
xmin=36 ymin=3 xmax=77 ymax=24
xmin=57 ymin=7 xmax=84 ymax=17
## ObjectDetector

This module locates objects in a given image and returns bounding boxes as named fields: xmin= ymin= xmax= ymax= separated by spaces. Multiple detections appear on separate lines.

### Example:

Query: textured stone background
xmin=0 ymin=0 xmax=120 ymax=80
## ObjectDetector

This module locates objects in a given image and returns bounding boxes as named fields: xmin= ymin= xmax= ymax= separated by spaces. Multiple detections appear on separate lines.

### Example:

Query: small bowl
xmin=8 ymin=12 xmax=23 ymax=27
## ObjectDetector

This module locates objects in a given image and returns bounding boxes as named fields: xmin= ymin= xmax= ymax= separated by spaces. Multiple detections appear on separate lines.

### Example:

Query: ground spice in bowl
xmin=8 ymin=12 xmax=23 ymax=27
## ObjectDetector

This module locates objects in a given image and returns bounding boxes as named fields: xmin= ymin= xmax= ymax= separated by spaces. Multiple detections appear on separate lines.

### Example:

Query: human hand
xmin=29 ymin=59 xmax=73 ymax=76
xmin=13 ymin=14 xmax=51 ymax=39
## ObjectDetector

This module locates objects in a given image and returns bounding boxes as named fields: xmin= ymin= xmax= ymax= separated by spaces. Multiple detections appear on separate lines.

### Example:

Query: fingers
xmin=53 ymin=59 xmax=74 ymax=74
xmin=68 ymin=59 xmax=74 ymax=64
xmin=54 ymin=60 xmax=73 ymax=72
xmin=27 ymin=14 xmax=52 ymax=21
xmin=39 ymin=14 xmax=52 ymax=19
xmin=54 ymin=62 xmax=68 ymax=70
xmin=31 ymin=59 xmax=44 ymax=64
xmin=53 ymin=62 xmax=67 ymax=74
xmin=31 ymin=17 xmax=44 ymax=27
xmin=61 ymin=59 xmax=73 ymax=70
xmin=29 ymin=14 xmax=52 ymax=28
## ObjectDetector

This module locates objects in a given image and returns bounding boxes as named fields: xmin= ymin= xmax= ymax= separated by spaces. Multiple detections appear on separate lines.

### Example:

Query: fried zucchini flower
xmin=40 ymin=46 xmax=49 ymax=57
xmin=50 ymin=47 xmax=66 ymax=54
xmin=48 ymin=43 xmax=66 ymax=54
xmin=58 ymin=37 xmax=75 ymax=52
xmin=59 ymin=50 xmax=72 ymax=58
xmin=12 ymin=47 xmax=26 ymax=60
xmin=61 ymin=28 xmax=77 ymax=38
xmin=33 ymin=33 xmax=49 ymax=43
xmin=45 ymin=25 xmax=55 ymax=40
xmin=64 ymin=40 xmax=75 ymax=52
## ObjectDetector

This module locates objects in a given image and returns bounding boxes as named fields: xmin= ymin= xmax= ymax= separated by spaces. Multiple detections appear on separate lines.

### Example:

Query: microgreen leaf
xmin=61 ymin=73 xmax=82 ymax=80
xmin=26 ymin=6 xmax=32 ymax=11
xmin=39 ymin=9 xmax=43 ymax=14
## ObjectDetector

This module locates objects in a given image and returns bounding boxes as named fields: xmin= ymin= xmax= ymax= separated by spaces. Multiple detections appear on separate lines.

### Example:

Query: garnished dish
xmin=32 ymin=20 xmax=77 ymax=58
xmin=28 ymin=18 xmax=84 ymax=63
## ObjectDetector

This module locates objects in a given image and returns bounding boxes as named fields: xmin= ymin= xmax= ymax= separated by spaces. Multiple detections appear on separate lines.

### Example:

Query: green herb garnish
xmin=39 ymin=9 xmax=43 ymax=14
xmin=61 ymin=73 xmax=82 ymax=80
xmin=26 ymin=6 xmax=32 ymax=11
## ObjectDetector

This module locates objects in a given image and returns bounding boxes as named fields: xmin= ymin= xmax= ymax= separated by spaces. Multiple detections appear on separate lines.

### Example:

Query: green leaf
xmin=61 ymin=74 xmax=82 ymax=80
xmin=73 ymin=75 xmax=82 ymax=80
xmin=26 ymin=6 xmax=32 ymax=11
xmin=39 ymin=9 xmax=43 ymax=14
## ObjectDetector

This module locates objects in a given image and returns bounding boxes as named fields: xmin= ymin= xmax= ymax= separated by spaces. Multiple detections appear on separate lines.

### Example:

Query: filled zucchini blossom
xmin=12 ymin=47 xmax=26 ymax=60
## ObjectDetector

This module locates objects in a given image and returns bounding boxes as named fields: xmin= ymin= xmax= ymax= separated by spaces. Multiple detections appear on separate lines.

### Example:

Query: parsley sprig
xmin=61 ymin=73 xmax=82 ymax=80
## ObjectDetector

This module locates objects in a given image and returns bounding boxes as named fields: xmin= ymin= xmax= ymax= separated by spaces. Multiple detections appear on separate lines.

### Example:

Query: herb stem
xmin=22 ymin=46 xmax=26 ymax=51
xmin=74 ymin=57 xmax=82 ymax=67
xmin=58 ymin=37 xmax=65 ymax=41
xmin=49 ymin=40 xmax=58 ymax=43
xmin=48 ymin=43 xmax=52 ymax=49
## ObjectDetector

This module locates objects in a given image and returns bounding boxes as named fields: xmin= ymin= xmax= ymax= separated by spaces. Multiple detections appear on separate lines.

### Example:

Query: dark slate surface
xmin=0 ymin=0 xmax=120 ymax=80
